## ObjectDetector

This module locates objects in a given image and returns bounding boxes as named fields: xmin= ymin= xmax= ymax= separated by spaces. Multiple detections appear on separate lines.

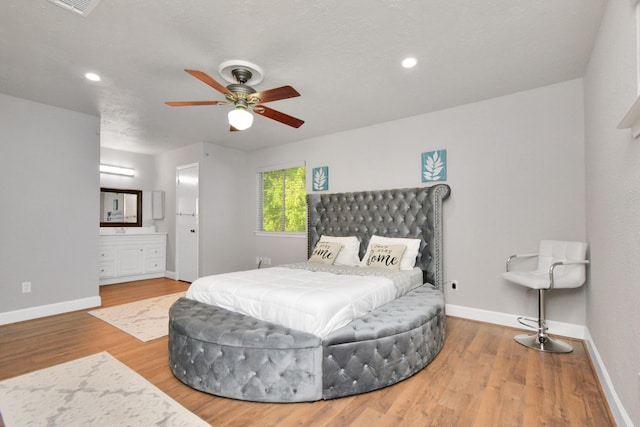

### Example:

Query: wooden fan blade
xmin=230 ymin=125 xmax=240 ymax=132
xmin=184 ymin=69 xmax=235 ymax=97
xmin=254 ymin=105 xmax=304 ymax=128
xmin=251 ymin=86 xmax=300 ymax=103
xmin=165 ymin=100 xmax=227 ymax=106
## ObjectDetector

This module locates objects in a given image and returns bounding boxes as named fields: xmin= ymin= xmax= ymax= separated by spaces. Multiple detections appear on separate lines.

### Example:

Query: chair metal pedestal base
xmin=514 ymin=333 xmax=573 ymax=353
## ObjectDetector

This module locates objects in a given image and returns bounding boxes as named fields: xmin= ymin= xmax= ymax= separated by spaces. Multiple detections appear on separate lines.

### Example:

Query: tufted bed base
xmin=169 ymin=284 xmax=445 ymax=402
xmin=168 ymin=184 xmax=451 ymax=402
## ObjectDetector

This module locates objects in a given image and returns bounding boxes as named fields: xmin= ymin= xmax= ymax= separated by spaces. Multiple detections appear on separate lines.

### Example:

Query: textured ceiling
xmin=0 ymin=0 xmax=607 ymax=154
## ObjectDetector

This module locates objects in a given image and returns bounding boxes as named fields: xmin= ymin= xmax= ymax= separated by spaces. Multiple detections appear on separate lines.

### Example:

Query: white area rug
xmin=0 ymin=351 xmax=208 ymax=427
xmin=88 ymin=292 xmax=185 ymax=342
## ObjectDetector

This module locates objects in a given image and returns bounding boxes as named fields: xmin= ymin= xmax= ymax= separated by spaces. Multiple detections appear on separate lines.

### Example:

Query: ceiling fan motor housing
xmin=226 ymin=68 xmax=258 ymax=108
xmin=226 ymin=83 xmax=256 ymax=95
xmin=227 ymin=68 xmax=258 ymax=110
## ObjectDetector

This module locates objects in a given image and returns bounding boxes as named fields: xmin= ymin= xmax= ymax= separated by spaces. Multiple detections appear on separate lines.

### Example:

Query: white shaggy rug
xmin=0 ymin=351 xmax=208 ymax=426
xmin=89 ymin=292 xmax=185 ymax=342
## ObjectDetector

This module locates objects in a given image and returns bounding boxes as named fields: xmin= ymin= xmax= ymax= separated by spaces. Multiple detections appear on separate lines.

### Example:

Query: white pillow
xmin=361 ymin=235 xmax=421 ymax=270
xmin=319 ymin=235 xmax=361 ymax=266
xmin=308 ymin=241 xmax=343 ymax=265
xmin=362 ymin=244 xmax=406 ymax=270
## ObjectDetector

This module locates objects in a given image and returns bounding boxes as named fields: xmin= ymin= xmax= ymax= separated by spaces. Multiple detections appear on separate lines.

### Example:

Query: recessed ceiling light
xmin=85 ymin=72 xmax=101 ymax=82
xmin=401 ymin=57 xmax=417 ymax=68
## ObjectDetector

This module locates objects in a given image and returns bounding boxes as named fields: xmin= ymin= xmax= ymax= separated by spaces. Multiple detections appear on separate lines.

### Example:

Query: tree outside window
xmin=259 ymin=165 xmax=306 ymax=232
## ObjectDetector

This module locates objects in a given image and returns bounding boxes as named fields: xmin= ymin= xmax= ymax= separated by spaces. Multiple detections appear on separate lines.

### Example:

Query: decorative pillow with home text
xmin=308 ymin=241 xmax=344 ymax=265
xmin=361 ymin=235 xmax=421 ymax=270
xmin=319 ymin=235 xmax=361 ymax=266
xmin=362 ymin=244 xmax=407 ymax=270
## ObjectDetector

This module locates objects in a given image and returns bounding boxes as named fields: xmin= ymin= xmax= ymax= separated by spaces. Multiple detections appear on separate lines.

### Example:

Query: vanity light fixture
xmin=100 ymin=164 xmax=135 ymax=177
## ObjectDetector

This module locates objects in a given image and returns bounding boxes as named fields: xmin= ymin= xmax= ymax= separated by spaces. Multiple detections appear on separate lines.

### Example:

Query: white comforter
xmin=186 ymin=265 xmax=414 ymax=337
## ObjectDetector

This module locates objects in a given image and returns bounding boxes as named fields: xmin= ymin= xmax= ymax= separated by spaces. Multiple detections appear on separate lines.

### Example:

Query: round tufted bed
xmin=168 ymin=184 xmax=451 ymax=402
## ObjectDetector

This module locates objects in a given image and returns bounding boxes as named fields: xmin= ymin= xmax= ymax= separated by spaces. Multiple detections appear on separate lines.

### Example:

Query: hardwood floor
xmin=0 ymin=278 xmax=614 ymax=426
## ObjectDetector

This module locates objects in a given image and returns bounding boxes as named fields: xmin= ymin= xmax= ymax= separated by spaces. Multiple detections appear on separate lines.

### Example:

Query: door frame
xmin=175 ymin=162 xmax=199 ymax=282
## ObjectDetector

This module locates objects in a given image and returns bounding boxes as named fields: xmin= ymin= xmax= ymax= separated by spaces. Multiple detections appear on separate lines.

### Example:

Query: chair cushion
xmin=502 ymin=270 xmax=584 ymax=289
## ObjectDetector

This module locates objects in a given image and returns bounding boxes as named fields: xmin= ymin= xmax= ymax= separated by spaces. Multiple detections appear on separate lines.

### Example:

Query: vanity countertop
xmin=99 ymin=227 xmax=167 ymax=236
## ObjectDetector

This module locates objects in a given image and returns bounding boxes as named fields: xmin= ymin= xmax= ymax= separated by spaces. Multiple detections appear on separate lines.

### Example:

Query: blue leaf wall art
xmin=312 ymin=166 xmax=329 ymax=191
xmin=421 ymin=149 xmax=447 ymax=182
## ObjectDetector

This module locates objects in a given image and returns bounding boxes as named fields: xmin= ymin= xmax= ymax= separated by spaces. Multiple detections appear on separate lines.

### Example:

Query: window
xmin=257 ymin=164 xmax=306 ymax=233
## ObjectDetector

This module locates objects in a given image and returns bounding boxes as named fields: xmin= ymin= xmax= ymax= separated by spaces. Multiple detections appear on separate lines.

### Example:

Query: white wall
xmin=154 ymin=143 xmax=203 ymax=273
xmin=100 ymin=147 xmax=155 ymax=191
xmin=247 ymin=79 xmax=587 ymax=325
xmin=154 ymin=142 xmax=250 ymax=276
xmin=0 ymin=93 xmax=100 ymax=318
xmin=199 ymin=142 xmax=253 ymax=275
xmin=584 ymin=0 xmax=640 ymax=424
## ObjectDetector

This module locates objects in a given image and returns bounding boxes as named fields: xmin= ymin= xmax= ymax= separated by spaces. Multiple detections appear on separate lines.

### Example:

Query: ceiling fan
xmin=166 ymin=62 xmax=304 ymax=131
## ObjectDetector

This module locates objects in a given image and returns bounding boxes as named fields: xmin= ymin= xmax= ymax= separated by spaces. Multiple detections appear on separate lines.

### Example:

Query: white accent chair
xmin=502 ymin=240 xmax=589 ymax=353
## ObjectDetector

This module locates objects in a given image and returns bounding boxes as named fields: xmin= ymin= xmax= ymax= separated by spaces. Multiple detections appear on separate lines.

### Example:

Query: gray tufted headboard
xmin=306 ymin=184 xmax=451 ymax=289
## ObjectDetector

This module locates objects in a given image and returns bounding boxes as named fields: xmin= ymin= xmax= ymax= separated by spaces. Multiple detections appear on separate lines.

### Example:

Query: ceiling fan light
xmin=228 ymin=108 xmax=253 ymax=130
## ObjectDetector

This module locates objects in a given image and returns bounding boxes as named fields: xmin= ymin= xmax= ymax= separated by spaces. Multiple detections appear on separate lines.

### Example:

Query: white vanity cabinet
xmin=99 ymin=233 xmax=167 ymax=285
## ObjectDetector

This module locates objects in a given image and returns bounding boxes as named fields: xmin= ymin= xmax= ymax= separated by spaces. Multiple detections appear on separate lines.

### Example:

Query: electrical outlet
xmin=21 ymin=281 xmax=31 ymax=293
xmin=450 ymin=280 xmax=459 ymax=291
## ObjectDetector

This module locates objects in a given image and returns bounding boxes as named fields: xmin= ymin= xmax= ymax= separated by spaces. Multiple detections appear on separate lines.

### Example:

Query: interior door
xmin=176 ymin=163 xmax=199 ymax=282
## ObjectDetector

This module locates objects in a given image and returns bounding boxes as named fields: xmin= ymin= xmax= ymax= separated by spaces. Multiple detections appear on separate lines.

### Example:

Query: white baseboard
xmin=3 ymin=273 xmax=179 ymax=325
xmin=445 ymin=304 xmax=587 ymax=339
xmin=446 ymin=304 xmax=632 ymax=426
xmin=99 ymin=272 xmax=165 ymax=286
xmin=0 ymin=296 xmax=102 ymax=326
xmin=583 ymin=329 xmax=634 ymax=427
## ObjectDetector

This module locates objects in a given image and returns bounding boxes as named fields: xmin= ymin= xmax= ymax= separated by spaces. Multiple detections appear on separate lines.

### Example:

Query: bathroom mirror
xmin=100 ymin=188 xmax=142 ymax=227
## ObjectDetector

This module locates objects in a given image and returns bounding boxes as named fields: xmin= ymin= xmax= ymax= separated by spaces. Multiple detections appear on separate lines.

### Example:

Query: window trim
xmin=256 ymin=161 xmax=307 ymax=234
xmin=254 ymin=231 xmax=307 ymax=238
